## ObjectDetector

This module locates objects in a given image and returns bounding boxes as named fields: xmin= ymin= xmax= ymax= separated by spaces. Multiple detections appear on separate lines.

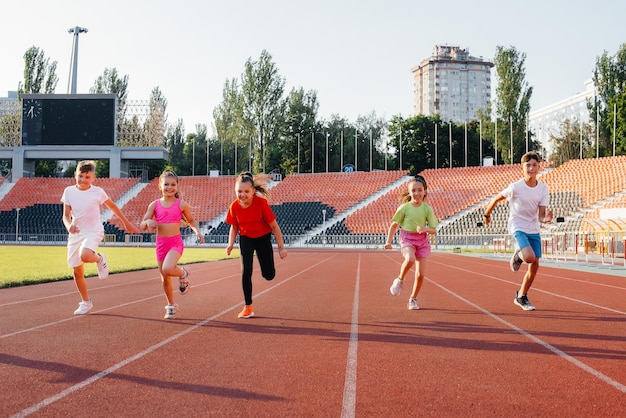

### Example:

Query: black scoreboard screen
xmin=21 ymin=94 xmax=117 ymax=146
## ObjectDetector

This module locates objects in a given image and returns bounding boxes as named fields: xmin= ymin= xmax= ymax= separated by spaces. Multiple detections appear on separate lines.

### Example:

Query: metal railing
xmin=2 ymin=231 xmax=624 ymax=268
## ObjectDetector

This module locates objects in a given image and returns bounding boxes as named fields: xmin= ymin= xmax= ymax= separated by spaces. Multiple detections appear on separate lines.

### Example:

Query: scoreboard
xmin=21 ymin=94 xmax=117 ymax=146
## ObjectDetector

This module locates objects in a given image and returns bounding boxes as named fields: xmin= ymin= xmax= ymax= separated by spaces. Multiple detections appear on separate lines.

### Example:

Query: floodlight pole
xmin=67 ymin=26 xmax=88 ymax=94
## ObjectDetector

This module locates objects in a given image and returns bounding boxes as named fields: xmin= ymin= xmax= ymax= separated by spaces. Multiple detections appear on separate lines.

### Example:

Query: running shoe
xmin=514 ymin=291 xmax=536 ymax=311
xmin=390 ymin=278 xmax=403 ymax=296
xmin=164 ymin=303 xmax=179 ymax=319
xmin=238 ymin=305 xmax=255 ymax=318
xmin=510 ymin=249 xmax=523 ymax=272
xmin=179 ymin=268 xmax=190 ymax=294
xmin=74 ymin=300 xmax=93 ymax=315
xmin=407 ymin=298 xmax=420 ymax=310
xmin=96 ymin=253 xmax=109 ymax=279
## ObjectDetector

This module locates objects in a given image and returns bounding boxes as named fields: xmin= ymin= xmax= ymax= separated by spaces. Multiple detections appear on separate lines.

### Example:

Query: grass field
xmin=0 ymin=245 xmax=238 ymax=288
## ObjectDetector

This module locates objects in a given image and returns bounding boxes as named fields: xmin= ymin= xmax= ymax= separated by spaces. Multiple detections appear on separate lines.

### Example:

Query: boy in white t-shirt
xmin=61 ymin=160 xmax=139 ymax=315
xmin=483 ymin=151 xmax=553 ymax=311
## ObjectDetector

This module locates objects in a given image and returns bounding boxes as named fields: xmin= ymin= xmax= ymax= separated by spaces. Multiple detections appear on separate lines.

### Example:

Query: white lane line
xmin=341 ymin=254 xmax=360 ymax=418
xmin=0 ymin=276 xmax=160 ymax=307
xmin=11 ymin=255 xmax=334 ymax=417
xmin=0 ymin=274 xmax=238 ymax=340
xmin=427 ymin=278 xmax=626 ymax=394
xmin=0 ymin=261 xmax=241 ymax=308
xmin=431 ymin=261 xmax=626 ymax=316
xmin=10 ymin=304 xmax=238 ymax=418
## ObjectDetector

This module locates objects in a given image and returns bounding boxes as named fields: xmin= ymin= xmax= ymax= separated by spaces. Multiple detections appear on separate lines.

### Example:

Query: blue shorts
xmin=513 ymin=231 xmax=542 ymax=258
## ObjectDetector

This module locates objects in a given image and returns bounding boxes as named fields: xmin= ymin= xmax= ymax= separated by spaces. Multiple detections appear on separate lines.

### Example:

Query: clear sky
xmin=1 ymin=0 xmax=624 ymax=134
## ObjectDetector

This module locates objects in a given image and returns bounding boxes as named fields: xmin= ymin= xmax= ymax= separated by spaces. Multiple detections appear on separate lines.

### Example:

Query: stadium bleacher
xmin=0 ymin=159 xmax=624 ymax=248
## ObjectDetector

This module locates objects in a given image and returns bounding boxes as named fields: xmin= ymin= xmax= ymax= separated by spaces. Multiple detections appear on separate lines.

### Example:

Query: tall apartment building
xmin=411 ymin=45 xmax=493 ymax=122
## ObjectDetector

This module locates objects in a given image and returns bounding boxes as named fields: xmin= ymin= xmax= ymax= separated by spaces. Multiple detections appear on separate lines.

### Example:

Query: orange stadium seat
xmin=1 ymin=159 xmax=624 ymax=240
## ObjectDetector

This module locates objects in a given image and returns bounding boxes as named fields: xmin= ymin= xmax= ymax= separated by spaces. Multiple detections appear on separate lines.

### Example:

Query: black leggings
xmin=239 ymin=233 xmax=276 ymax=306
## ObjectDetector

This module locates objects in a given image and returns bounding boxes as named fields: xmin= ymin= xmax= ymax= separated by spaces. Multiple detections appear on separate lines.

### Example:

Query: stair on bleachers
xmin=1 ymin=158 xmax=624 ymax=241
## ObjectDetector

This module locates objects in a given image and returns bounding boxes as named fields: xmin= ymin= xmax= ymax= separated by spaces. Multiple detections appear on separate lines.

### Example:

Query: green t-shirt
xmin=392 ymin=201 xmax=439 ymax=232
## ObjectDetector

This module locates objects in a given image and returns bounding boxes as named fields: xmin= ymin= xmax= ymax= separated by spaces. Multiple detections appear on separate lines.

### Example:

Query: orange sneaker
xmin=238 ymin=305 xmax=254 ymax=318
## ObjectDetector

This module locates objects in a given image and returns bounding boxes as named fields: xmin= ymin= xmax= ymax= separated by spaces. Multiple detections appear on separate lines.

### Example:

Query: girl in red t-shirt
xmin=226 ymin=172 xmax=287 ymax=318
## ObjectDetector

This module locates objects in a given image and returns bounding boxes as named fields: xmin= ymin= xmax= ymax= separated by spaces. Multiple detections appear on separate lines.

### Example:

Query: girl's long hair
xmin=159 ymin=169 xmax=180 ymax=199
xmin=399 ymin=175 xmax=428 ymax=203
xmin=237 ymin=171 xmax=270 ymax=198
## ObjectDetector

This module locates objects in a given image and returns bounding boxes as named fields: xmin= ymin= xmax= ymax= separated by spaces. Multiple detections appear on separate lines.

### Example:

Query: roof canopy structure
xmin=581 ymin=218 xmax=626 ymax=233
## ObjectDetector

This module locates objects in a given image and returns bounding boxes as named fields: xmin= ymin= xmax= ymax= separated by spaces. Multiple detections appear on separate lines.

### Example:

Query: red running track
xmin=1 ymin=250 xmax=625 ymax=417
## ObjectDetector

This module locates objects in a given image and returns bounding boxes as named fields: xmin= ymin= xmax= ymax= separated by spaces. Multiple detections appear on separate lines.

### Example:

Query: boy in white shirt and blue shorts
xmin=483 ymin=152 xmax=553 ymax=311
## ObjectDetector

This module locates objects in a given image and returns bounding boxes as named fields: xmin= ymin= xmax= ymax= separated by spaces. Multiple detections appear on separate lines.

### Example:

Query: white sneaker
xmin=74 ymin=300 xmax=93 ymax=315
xmin=390 ymin=278 xmax=403 ymax=296
xmin=164 ymin=304 xmax=179 ymax=319
xmin=514 ymin=291 xmax=536 ymax=311
xmin=407 ymin=298 xmax=420 ymax=310
xmin=96 ymin=253 xmax=109 ymax=279
xmin=510 ymin=249 xmax=522 ymax=272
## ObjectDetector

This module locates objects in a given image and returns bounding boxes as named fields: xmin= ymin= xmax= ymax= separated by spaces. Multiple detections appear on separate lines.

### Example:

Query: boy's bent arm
xmin=538 ymin=205 xmax=553 ymax=223
xmin=484 ymin=193 xmax=505 ymax=215
xmin=104 ymin=199 xmax=139 ymax=233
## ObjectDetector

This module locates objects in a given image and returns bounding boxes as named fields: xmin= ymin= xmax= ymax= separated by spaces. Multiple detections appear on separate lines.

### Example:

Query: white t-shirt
xmin=60 ymin=185 xmax=109 ymax=233
xmin=501 ymin=179 xmax=549 ymax=234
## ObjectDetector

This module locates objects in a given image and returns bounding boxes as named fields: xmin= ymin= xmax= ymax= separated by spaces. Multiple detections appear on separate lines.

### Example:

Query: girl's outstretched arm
xmin=269 ymin=220 xmax=287 ymax=259
xmin=105 ymin=199 xmax=140 ymax=233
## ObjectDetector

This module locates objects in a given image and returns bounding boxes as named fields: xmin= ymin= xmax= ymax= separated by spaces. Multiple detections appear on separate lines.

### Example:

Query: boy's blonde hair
xmin=521 ymin=151 xmax=541 ymax=164
xmin=75 ymin=160 xmax=96 ymax=174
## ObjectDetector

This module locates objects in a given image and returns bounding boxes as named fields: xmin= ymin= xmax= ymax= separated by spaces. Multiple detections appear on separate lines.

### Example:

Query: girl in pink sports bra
xmin=140 ymin=170 xmax=204 ymax=319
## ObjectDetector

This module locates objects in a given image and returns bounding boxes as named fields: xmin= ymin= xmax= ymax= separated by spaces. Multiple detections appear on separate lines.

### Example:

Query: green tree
xmin=324 ymin=115 xmax=355 ymax=173
xmin=389 ymin=115 xmax=438 ymax=173
xmin=184 ymin=124 xmax=208 ymax=176
xmin=3 ymin=47 xmax=59 ymax=170
xmin=1 ymin=46 xmax=59 ymax=147
xmin=492 ymin=46 xmax=536 ymax=163
xmin=281 ymin=87 xmax=319 ymax=174
xmin=549 ymin=119 xmax=594 ymax=165
xmin=165 ymin=119 xmax=186 ymax=174
xmin=590 ymin=43 xmax=626 ymax=157
xmin=389 ymin=115 xmax=487 ymax=173
xmin=90 ymin=68 xmax=130 ymax=148
xmin=213 ymin=78 xmax=253 ymax=175
xmin=144 ymin=86 xmax=167 ymax=147
xmin=90 ymin=67 xmax=129 ymax=101
xmin=34 ymin=160 xmax=60 ymax=177
xmin=18 ymin=46 xmax=59 ymax=95
xmin=354 ymin=112 xmax=387 ymax=172
xmin=241 ymin=50 xmax=286 ymax=173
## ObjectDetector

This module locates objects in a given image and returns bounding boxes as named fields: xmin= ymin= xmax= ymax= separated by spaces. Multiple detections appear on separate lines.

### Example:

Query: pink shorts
xmin=399 ymin=229 xmax=431 ymax=258
xmin=156 ymin=235 xmax=184 ymax=261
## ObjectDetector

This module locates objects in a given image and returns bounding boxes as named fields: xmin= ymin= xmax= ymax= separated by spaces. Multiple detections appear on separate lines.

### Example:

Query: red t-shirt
xmin=226 ymin=195 xmax=276 ymax=238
